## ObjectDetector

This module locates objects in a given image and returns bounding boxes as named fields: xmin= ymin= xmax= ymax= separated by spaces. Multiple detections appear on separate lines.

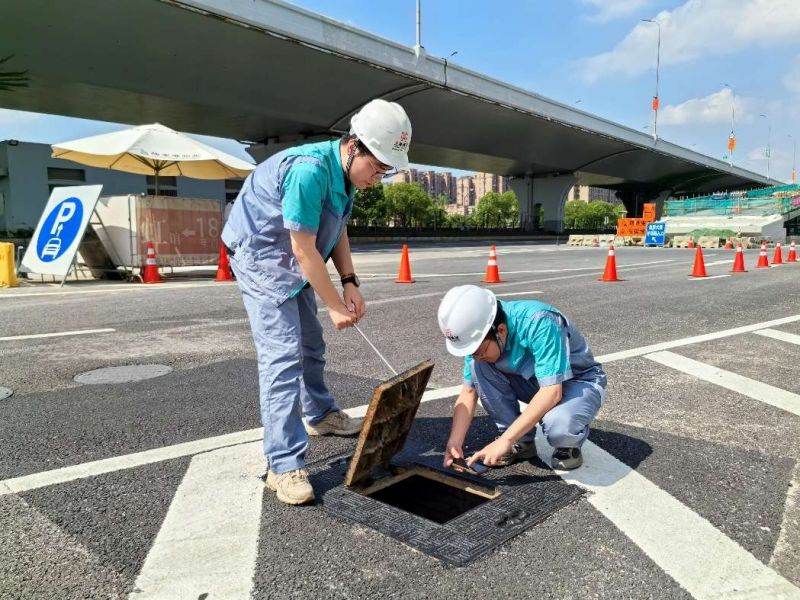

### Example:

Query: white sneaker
xmin=265 ymin=469 xmax=315 ymax=505
xmin=304 ymin=410 xmax=362 ymax=436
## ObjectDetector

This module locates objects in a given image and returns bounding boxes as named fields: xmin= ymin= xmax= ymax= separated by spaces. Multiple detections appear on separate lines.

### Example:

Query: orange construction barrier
xmin=755 ymin=242 xmax=770 ymax=268
xmin=482 ymin=245 xmax=504 ymax=283
xmin=730 ymin=243 xmax=747 ymax=273
xmin=690 ymin=246 xmax=708 ymax=278
xmin=598 ymin=245 xmax=622 ymax=282
xmin=395 ymin=244 xmax=415 ymax=283
xmin=772 ymin=242 xmax=784 ymax=265
xmin=142 ymin=241 xmax=163 ymax=284
xmin=215 ymin=242 xmax=234 ymax=282
xmin=787 ymin=241 xmax=798 ymax=262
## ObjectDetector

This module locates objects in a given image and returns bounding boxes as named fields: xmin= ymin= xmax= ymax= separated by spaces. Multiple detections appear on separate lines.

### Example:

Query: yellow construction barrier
xmin=567 ymin=235 xmax=584 ymax=246
xmin=0 ymin=242 xmax=19 ymax=288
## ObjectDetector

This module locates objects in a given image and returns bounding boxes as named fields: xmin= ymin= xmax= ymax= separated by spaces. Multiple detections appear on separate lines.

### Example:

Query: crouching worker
xmin=437 ymin=285 xmax=606 ymax=471
xmin=222 ymin=99 xmax=413 ymax=505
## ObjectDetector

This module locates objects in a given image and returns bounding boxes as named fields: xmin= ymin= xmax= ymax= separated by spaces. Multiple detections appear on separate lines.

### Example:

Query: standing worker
xmin=437 ymin=285 xmax=606 ymax=471
xmin=222 ymin=99 xmax=412 ymax=505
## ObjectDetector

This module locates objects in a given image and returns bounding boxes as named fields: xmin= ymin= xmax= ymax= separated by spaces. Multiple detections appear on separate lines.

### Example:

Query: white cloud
xmin=580 ymin=0 xmax=652 ymax=22
xmin=659 ymin=87 xmax=752 ymax=126
xmin=783 ymin=55 xmax=800 ymax=95
xmin=580 ymin=0 xmax=800 ymax=83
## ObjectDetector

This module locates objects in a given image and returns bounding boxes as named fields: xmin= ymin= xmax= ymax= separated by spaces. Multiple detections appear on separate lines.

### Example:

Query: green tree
xmin=564 ymin=200 xmax=588 ymax=229
xmin=473 ymin=191 xmax=519 ymax=228
xmin=384 ymin=182 xmax=434 ymax=227
xmin=427 ymin=194 xmax=449 ymax=229
xmin=564 ymin=200 xmax=619 ymax=230
xmin=446 ymin=212 xmax=471 ymax=228
xmin=353 ymin=183 xmax=385 ymax=226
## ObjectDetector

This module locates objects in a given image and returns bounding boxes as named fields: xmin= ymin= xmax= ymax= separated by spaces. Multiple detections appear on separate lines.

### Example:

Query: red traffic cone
xmin=690 ymin=246 xmax=708 ymax=277
xmin=787 ymin=241 xmax=798 ymax=262
xmin=482 ymin=245 xmax=504 ymax=283
xmin=598 ymin=245 xmax=623 ymax=282
xmin=756 ymin=242 xmax=770 ymax=268
xmin=395 ymin=244 xmax=415 ymax=283
xmin=730 ymin=243 xmax=747 ymax=273
xmin=214 ymin=242 xmax=234 ymax=282
xmin=724 ymin=237 xmax=733 ymax=250
xmin=772 ymin=242 xmax=784 ymax=265
xmin=687 ymin=236 xmax=695 ymax=249
xmin=142 ymin=241 xmax=163 ymax=284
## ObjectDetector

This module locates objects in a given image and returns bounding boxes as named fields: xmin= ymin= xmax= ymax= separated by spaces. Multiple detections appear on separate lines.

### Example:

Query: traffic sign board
xmin=645 ymin=221 xmax=666 ymax=246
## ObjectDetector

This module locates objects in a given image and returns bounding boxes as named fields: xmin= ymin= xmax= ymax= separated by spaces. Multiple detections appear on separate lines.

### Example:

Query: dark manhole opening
xmin=365 ymin=472 xmax=495 ymax=524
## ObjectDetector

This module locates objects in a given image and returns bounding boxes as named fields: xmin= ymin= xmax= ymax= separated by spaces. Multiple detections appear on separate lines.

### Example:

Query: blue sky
xmin=2 ymin=0 xmax=799 ymax=181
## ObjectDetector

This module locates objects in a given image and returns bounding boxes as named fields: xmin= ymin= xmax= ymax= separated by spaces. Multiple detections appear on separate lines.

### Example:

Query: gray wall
xmin=0 ymin=140 xmax=230 ymax=233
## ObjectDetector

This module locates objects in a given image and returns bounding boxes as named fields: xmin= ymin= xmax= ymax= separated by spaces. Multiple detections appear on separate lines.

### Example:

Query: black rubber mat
xmin=309 ymin=453 xmax=584 ymax=566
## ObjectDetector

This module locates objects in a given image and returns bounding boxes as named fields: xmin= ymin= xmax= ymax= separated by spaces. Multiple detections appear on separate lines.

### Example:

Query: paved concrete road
xmin=1 ymin=243 xmax=799 ymax=599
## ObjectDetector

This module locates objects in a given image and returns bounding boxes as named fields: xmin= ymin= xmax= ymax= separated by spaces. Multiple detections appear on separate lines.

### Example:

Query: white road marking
xmin=130 ymin=443 xmax=264 ymax=600
xmin=687 ymin=274 xmax=730 ymax=280
xmin=754 ymin=329 xmax=800 ymax=346
xmin=0 ymin=386 xmax=461 ymax=496
xmin=495 ymin=290 xmax=542 ymax=297
xmin=645 ymin=351 xmax=800 ymax=417
xmin=0 ymin=328 xmax=116 ymax=341
xmin=0 ymin=281 xmax=236 ymax=299
xmin=598 ymin=314 xmax=800 ymax=363
xmin=533 ymin=432 xmax=800 ymax=600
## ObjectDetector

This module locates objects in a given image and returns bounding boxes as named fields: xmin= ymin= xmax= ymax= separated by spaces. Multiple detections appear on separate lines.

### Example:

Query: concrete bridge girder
xmin=510 ymin=174 xmax=576 ymax=233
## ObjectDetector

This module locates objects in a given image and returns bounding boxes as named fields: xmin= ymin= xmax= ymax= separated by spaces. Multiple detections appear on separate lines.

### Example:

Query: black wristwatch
xmin=341 ymin=273 xmax=360 ymax=288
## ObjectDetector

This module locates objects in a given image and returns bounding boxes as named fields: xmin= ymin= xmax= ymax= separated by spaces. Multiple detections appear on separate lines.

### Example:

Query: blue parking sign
xmin=645 ymin=221 xmax=666 ymax=246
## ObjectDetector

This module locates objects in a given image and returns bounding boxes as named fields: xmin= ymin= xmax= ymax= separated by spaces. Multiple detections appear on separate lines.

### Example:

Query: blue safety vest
xmin=221 ymin=140 xmax=354 ymax=306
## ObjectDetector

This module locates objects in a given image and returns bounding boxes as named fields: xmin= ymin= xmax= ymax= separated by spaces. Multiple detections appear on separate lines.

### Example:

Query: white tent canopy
xmin=51 ymin=122 xmax=255 ymax=182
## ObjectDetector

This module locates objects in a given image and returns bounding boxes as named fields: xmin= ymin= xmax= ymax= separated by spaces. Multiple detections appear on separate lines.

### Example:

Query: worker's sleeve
xmin=281 ymin=162 xmax=326 ymax=234
xmin=518 ymin=311 xmax=572 ymax=386
xmin=463 ymin=356 xmax=474 ymax=388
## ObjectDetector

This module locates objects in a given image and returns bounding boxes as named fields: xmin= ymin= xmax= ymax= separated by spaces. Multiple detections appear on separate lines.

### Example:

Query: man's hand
xmin=467 ymin=437 xmax=514 ymax=468
xmin=443 ymin=438 xmax=464 ymax=468
xmin=329 ymin=304 xmax=356 ymax=330
xmin=343 ymin=285 xmax=366 ymax=322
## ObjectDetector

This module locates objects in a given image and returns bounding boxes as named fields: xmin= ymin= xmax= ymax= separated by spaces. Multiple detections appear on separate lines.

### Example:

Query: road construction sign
xmin=20 ymin=185 xmax=103 ymax=276
xmin=645 ymin=221 xmax=666 ymax=246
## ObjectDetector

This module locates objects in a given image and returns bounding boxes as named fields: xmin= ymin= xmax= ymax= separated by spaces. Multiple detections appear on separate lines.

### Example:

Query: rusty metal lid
xmin=344 ymin=359 xmax=435 ymax=487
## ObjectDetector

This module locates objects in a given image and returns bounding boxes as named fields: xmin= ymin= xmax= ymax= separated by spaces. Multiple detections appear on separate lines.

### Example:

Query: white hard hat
xmin=350 ymin=99 xmax=412 ymax=171
xmin=437 ymin=285 xmax=497 ymax=357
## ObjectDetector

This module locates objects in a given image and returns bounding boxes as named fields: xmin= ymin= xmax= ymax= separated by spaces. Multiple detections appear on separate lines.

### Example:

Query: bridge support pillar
xmin=510 ymin=174 xmax=576 ymax=233
xmin=617 ymin=189 xmax=671 ymax=219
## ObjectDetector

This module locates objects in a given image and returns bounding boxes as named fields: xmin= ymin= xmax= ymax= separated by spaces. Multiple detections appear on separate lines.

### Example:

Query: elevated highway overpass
xmin=0 ymin=0 xmax=777 ymax=230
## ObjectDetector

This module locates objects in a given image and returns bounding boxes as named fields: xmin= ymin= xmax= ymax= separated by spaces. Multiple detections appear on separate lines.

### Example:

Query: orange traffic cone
xmin=690 ymin=246 xmax=708 ymax=277
xmin=142 ymin=241 xmax=163 ymax=284
xmin=598 ymin=245 xmax=623 ymax=282
xmin=756 ymin=242 xmax=770 ymax=268
xmin=772 ymin=242 xmax=784 ymax=265
xmin=687 ymin=236 xmax=695 ymax=249
xmin=724 ymin=237 xmax=733 ymax=250
xmin=730 ymin=243 xmax=747 ymax=273
xmin=215 ymin=242 xmax=234 ymax=282
xmin=395 ymin=244 xmax=415 ymax=283
xmin=787 ymin=241 xmax=798 ymax=262
xmin=482 ymin=245 xmax=504 ymax=283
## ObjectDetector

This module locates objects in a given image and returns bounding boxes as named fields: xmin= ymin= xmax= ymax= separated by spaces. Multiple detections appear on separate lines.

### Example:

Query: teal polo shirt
xmin=463 ymin=300 xmax=573 ymax=388
xmin=281 ymin=140 xmax=353 ymax=234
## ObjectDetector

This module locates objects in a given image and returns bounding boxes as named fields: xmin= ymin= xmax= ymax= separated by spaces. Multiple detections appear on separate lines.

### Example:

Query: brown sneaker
xmin=492 ymin=440 xmax=538 ymax=467
xmin=304 ymin=410 xmax=362 ymax=436
xmin=265 ymin=469 xmax=315 ymax=505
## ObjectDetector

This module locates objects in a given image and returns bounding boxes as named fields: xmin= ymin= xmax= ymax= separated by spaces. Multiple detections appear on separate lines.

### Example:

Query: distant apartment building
xmin=568 ymin=185 xmax=617 ymax=203
xmin=387 ymin=169 xmax=457 ymax=203
xmin=386 ymin=169 xmax=509 ymax=215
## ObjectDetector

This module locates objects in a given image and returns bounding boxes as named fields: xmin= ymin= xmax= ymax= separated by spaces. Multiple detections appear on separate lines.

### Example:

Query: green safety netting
xmin=664 ymin=184 xmax=800 ymax=217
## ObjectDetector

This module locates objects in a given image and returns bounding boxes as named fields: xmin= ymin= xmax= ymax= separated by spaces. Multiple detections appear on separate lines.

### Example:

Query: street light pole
xmin=415 ymin=0 xmax=422 ymax=52
xmin=642 ymin=19 xmax=661 ymax=142
xmin=789 ymin=134 xmax=796 ymax=183
xmin=723 ymin=83 xmax=735 ymax=166
xmin=760 ymin=114 xmax=771 ymax=179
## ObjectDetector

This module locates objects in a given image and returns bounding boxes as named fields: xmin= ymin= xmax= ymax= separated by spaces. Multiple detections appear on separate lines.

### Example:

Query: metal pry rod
xmin=353 ymin=323 xmax=399 ymax=377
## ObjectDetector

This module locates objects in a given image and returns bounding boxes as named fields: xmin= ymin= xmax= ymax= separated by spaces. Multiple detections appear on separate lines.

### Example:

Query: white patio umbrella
xmin=51 ymin=122 xmax=255 ymax=194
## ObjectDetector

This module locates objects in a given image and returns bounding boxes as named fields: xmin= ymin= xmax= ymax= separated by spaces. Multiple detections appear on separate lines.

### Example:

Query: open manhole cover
xmin=310 ymin=360 xmax=583 ymax=566
xmin=0 ymin=387 xmax=12 ymax=400
xmin=74 ymin=365 xmax=173 ymax=385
